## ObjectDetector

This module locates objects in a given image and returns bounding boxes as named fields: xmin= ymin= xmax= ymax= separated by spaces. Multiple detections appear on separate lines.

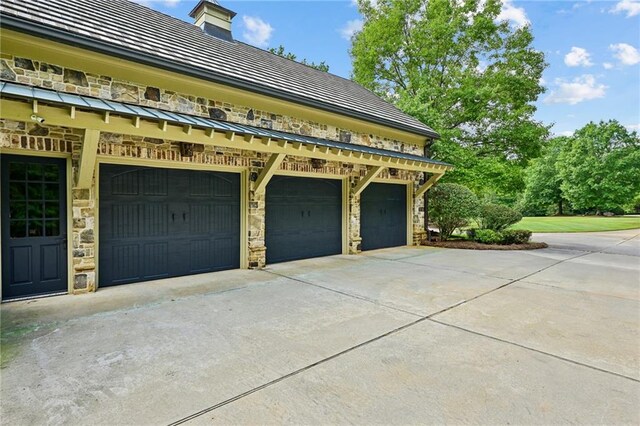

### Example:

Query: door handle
xmin=171 ymin=213 xmax=175 ymax=222
xmin=183 ymin=212 xmax=187 ymax=222
xmin=307 ymin=210 xmax=311 ymax=217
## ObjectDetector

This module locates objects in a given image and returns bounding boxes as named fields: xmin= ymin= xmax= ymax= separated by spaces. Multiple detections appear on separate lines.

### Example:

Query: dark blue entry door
xmin=361 ymin=183 xmax=407 ymax=251
xmin=266 ymin=176 xmax=342 ymax=264
xmin=1 ymin=155 xmax=68 ymax=300
xmin=99 ymin=165 xmax=240 ymax=287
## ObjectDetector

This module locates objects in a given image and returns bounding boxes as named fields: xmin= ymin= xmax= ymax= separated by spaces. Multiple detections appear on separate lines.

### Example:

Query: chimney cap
xmin=189 ymin=0 xmax=237 ymax=20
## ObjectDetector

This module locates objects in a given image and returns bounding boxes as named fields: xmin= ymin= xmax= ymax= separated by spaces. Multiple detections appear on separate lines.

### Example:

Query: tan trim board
xmin=76 ymin=129 xmax=100 ymax=189
xmin=353 ymin=166 xmax=385 ymax=197
xmin=415 ymin=173 xmax=444 ymax=198
xmin=0 ymin=99 xmax=450 ymax=174
xmin=254 ymin=153 xmax=286 ymax=193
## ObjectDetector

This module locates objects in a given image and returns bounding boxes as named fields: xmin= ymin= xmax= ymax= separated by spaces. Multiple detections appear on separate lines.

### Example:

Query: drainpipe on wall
xmin=423 ymin=140 xmax=432 ymax=242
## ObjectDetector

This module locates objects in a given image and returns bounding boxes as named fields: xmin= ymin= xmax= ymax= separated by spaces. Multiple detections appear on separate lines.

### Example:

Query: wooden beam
xmin=225 ymin=131 xmax=235 ymax=141
xmin=76 ymin=129 xmax=101 ymax=189
xmin=0 ymin=99 xmax=452 ymax=174
xmin=415 ymin=173 xmax=444 ymax=198
xmin=254 ymin=153 xmax=286 ymax=193
xmin=352 ymin=166 xmax=384 ymax=196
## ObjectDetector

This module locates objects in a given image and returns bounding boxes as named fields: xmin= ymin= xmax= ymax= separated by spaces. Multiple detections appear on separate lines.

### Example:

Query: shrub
xmin=477 ymin=203 xmax=522 ymax=232
xmin=474 ymin=229 xmax=502 ymax=245
xmin=500 ymin=229 xmax=532 ymax=245
xmin=429 ymin=183 xmax=480 ymax=241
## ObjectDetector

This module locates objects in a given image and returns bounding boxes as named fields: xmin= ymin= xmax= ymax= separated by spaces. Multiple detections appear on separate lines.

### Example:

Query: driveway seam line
xmin=429 ymin=318 xmax=640 ymax=383
xmin=263 ymin=270 xmax=423 ymax=318
xmin=519 ymin=280 xmax=640 ymax=302
xmin=169 ymin=236 xmax=634 ymax=425
xmin=169 ymin=253 xmax=591 ymax=425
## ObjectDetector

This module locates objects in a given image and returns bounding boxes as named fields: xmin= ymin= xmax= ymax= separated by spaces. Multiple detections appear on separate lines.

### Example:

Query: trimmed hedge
xmin=500 ymin=229 xmax=532 ymax=245
xmin=474 ymin=229 xmax=502 ymax=245
xmin=469 ymin=228 xmax=533 ymax=245
xmin=477 ymin=203 xmax=522 ymax=232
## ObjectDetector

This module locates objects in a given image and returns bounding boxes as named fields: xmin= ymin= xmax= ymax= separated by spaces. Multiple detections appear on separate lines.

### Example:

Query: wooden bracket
xmin=415 ymin=173 xmax=444 ymax=198
xmin=76 ymin=129 xmax=101 ymax=189
xmin=254 ymin=153 xmax=286 ymax=193
xmin=352 ymin=166 xmax=384 ymax=196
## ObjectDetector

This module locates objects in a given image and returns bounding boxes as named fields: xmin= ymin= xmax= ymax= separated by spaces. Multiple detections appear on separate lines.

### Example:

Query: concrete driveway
xmin=1 ymin=230 xmax=639 ymax=425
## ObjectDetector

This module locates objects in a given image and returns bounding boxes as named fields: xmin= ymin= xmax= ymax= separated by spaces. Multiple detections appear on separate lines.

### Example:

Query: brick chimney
xmin=189 ymin=0 xmax=237 ymax=42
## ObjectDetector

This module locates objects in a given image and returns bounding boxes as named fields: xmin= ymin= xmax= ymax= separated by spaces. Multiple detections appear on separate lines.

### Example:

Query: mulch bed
xmin=422 ymin=240 xmax=548 ymax=250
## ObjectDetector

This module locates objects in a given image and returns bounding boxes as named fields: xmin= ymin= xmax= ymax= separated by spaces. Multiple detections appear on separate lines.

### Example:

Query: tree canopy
xmin=268 ymin=45 xmax=330 ymax=72
xmin=557 ymin=120 xmax=640 ymax=213
xmin=522 ymin=137 xmax=568 ymax=215
xmin=351 ymin=0 xmax=549 ymax=202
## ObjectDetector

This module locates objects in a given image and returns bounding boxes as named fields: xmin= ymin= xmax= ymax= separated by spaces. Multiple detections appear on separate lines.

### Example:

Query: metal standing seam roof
xmin=0 ymin=82 xmax=452 ymax=167
xmin=0 ymin=0 xmax=440 ymax=139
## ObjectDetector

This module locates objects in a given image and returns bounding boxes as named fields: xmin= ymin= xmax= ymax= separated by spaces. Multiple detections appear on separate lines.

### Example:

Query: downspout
xmin=423 ymin=140 xmax=432 ymax=242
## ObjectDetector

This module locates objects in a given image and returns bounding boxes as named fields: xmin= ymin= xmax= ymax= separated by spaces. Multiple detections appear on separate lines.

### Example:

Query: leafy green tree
xmin=351 ymin=0 xmax=549 ymax=200
xmin=268 ymin=45 xmax=330 ymax=72
xmin=522 ymin=137 xmax=568 ymax=215
xmin=557 ymin=120 xmax=640 ymax=214
xmin=429 ymin=183 xmax=480 ymax=240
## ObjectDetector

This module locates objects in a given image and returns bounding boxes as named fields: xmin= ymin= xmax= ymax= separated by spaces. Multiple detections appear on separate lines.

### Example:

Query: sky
xmin=135 ymin=0 xmax=639 ymax=136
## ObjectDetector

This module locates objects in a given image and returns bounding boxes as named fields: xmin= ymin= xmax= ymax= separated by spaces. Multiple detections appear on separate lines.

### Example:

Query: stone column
xmin=348 ymin=175 xmax=362 ymax=254
xmin=247 ymin=158 xmax=267 ymax=268
xmin=71 ymin=145 xmax=97 ymax=293
xmin=412 ymin=177 xmax=426 ymax=245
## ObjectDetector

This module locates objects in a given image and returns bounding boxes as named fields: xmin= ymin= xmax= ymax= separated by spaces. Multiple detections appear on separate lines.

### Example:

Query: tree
xmin=557 ymin=120 xmax=640 ymax=214
xmin=268 ymin=45 xmax=330 ymax=72
xmin=429 ymin=183 xmax=480 ymax=240
xmin=351 ymin=0 xmax=549 ymax=201
xmin=522 ymin=137 xmax=568 ymax=215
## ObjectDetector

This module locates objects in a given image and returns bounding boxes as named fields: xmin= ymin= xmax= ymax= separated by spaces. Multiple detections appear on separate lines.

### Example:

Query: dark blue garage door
xmin=361 ymin=183 xmax=407 ymax=251
xmin=99 ymin=165 xmax=240 ymax=287
xmin=266 ymin=176 xmax=342 ymax=264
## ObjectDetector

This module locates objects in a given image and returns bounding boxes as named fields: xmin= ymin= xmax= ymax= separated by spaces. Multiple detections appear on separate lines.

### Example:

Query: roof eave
xmin=0 ymin=14 xmax=440 ymax=140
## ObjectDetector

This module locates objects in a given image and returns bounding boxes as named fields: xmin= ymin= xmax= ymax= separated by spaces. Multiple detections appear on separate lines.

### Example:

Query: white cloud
xmin=556 ymin=130 xmax=575 ymax=137
xmin=610 ymin=43 xmax=640 ymax=65
xmin=603 ymin=62 xmax=614 ymax=69
xmin=241 ymin=16 xmax=273 ymax=48
xmin=626 ymin=123 xmax=640 ymax=131
xmin=564 ymin=47 xmax=593 ymax=67
xmin=544 ymin=74 xmax=607 ymax=105
xmin=610 ymin=0 xmax=640 ymax=17
xmin=497 ymin=0 xmax=530 ymax=28
xmin=340 ymin=19 xmax=364 ymax=40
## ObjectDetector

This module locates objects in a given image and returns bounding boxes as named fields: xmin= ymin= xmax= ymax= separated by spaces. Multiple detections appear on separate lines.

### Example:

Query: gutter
xmin=0 ymin=14 xmax=441 ymax=140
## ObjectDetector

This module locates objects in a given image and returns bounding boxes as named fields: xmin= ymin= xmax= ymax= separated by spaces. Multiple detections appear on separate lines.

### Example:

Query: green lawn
xmin=511 ymin=216 xmax=640 ymax=233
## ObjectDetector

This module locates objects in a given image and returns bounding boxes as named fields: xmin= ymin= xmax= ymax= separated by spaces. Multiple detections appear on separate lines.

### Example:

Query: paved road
xmin=1 ymin=230 xmax=638 ymax=425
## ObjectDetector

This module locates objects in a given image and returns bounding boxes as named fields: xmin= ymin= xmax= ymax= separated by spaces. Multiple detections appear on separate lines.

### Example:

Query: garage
xmin=265 ymin=176 xmax=342 ymax=264
xmin=360 ymin=183 xmax=407 ymax=251
xmin=99 ymin=164 xmax=240 ymax=287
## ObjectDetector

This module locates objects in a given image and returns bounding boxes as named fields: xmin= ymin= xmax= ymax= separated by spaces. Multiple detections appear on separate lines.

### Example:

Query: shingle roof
xmin=0 ymin=0 xmax=439 ymax=139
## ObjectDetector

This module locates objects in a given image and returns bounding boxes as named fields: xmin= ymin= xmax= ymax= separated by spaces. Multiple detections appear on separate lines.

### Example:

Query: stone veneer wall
xmin=0 ymin=54 xmax=428 ymax=294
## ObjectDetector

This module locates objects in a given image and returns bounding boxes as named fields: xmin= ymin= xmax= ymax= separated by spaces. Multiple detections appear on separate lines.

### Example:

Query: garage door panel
xmin=99 ymin=165 xmax=240 ymax=287
xmin=266 ymin=176 xmax=342 ymax=264
xmin=361 ymin=183 xmax=407 ymax=251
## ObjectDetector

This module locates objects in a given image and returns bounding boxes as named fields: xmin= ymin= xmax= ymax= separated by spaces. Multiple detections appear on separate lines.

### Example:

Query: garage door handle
xmin=183 ymin=212 xmax=187 ymax=222
xmin=301 ymin=210 xmax=304 ymax=218
xmin=308 ymin=210 xmax=311 ymax=217
xmin=172 ymin=213 xmax=175 ymax=222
